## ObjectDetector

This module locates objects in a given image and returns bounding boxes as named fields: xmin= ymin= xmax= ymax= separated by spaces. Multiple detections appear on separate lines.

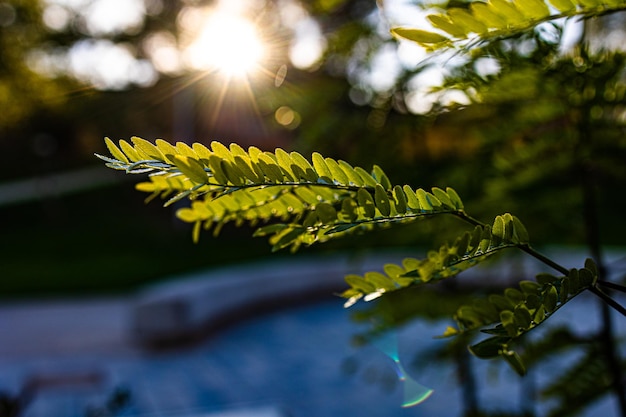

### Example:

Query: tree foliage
xmin=0 ymin=0 xmax=72 ymax=129
xmin=97 ymin=137 xmax=619 ymax=381
xmin=95 ymin=0 xmax=626 ymax=414
xmin=391 ymin=0 xmax=626 ymax=50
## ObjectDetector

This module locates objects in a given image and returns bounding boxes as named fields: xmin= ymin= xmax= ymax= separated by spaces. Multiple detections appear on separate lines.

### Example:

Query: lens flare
xmin=372 ymin=331 xmax=434 ymax=408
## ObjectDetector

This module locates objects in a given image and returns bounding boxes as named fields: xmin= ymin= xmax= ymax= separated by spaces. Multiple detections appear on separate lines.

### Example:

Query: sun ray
xmin=208 ymin=78 xmax=232 ymax=129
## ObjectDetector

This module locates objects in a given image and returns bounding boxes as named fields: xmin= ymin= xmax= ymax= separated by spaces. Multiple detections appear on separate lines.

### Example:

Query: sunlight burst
xmin=185 ymin=12 xmax=264 ymax=78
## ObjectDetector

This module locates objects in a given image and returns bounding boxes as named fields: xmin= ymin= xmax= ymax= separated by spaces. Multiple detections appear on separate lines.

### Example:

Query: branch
xmin=518 ymin=245 xmax=570 ymax=276
xmin=590 ymin=286 xmax=626 ymax=317
xmin=597 ymin=280 xmax=626 ymax=293
xmin=391 ymin=0 xmax=626 ymax=52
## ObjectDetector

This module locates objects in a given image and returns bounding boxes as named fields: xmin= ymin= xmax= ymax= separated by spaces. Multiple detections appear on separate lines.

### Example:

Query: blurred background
xmin=1 ymin=0 xmax=626 ymax=416
xmin=1 ymin=0 xmax=459 ymax=297
xmin=2 ymin=0 xmax=625 ymax=296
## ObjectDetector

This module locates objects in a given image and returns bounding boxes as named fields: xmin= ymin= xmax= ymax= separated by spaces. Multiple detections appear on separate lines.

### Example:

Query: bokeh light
xmin=182 ymin=9 xmax=265 ymax=79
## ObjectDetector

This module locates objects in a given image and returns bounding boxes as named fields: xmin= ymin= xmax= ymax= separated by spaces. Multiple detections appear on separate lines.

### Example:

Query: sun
xmin=185 ymin=11 xmax=265 ymax=78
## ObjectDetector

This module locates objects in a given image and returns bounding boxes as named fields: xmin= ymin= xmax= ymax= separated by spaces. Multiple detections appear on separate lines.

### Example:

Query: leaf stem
xmin=597 ymin=280 xmax=626 ymax=294
xmin=590 ymin=286 xmax=626 ymax=317
xmin=517 ymin=245 xmax=570 ymax=276
xmin=454 ymin=212 xmax=571 ymax=276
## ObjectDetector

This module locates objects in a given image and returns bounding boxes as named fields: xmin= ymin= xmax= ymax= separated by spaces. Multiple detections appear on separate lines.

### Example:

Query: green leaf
xmin=425 ymin=191 xmax=442 ymax=209
xmin=446 ymin=187 xmax=464 ymax=209
xmin=391 ymin=27 xmax=450 ymax=44
xmin=119 ymin=140 xmax=142 ymax=162
xmin=536 ymin=272 xmax=559 ymax=285
xmin=502 ymin=213 xmax=514 ymax=241
xmin=472 ymin=298 xmax=500 ymax=322
xmin=302 ymin=211 xmax=319 ymax=228
xmin=416 ymin=188 xmax=433 ymax=211
xmin=455 ymin=231 xmax=470 ymax=256
xmin=354 ymin=167 xmax=379 ymax=188
xmin=338 ymin=160 xmax=364 ymax=186
xmin=374 ymin=184 xmax=391 ymax=216
xmin=456 ymin=305 xmax=486 ymax=328
xmin=560 ymin=277 xmax=570 ymax=304
xmin=427 ymin=15 xmax=467 ymax=37
xmin=221 ymin=160 xmax=246 ymax=186
xmin=176 ymin=207 xmax=199 ymax=222
xmin=275 ymin=148 xmax=296 ymax=181
xmin=229 ymin=142 xmax=247 ymax=157
xmin=489 ymin=0 xmax=526 ymax=25
xmin=256 ymin=153 xmax=284 ymax=183
xmin=470 ymin=2 xmax=507 ymax=28
xmin=568 ymin=268 xmax=581 ymax=293
xmin=393 ymin=185 xmax=407 ymax=214
xmin=253 ymin=223 xmax=290 ymax=237
xmin=372 ymin=165 xmax=392 ymax=190
xmin=176 ymin=141 xmax=196 ymax=158
xmin=345 ymin=274 xmax=376 ymax=294
xmin=403 ymin=185 xmax=421 ymax=210
xmin=210 ymin=141 xmax=234 ymax=161
xmin=131 ymin=137 xmax=164 ymax=160
xmin=544 ymin=284 xmax=558 ymax=312
xmin=340 ymin=198 xmax=359 ymax=223
xmin=448 ymin=8 xmax=488 ymax=34
xmin=504 ymin=287 xmax=524 ymax=304
xmin=574 ymin=0 xmax=599 ymax=8
xmin=191 ymin=221 xmax=201 ymax=243
xmin=312 ymin=152 xmax=332 ymax=181
xmin=514 ymin=305 xmax=532 ymax=328
xmin=579 ymin=268 xmax=595 ymax=286
xmin=469 ymin=336 xmax=510 ymax=358
xmin=315 ymin=202 xmax=338 ymax=223
xmin=270 ymin=227 xmax=306 ymax=251
xmin=383 ymin=264 xmax=413 ymax=286
xmin=492 ymin=215 xmax=506 ymax=240
xmin=478 ymin=226 xmax=492 ymax=253
xmin=517 ymin=0 xmax=551 ymax=19
xmin=512 ymin=215 xmax=530 ymax=244
xmin=500 ymin=310 xmax=518 ymax=337
xmin=442 ymin=326 xmax=460 ymax=337
xmin=104 ymin=137 xmax=129 ymax=163
xmin=468 ymin=226 xmax=482 ymax=252
xmin=323 ymin=157 xmax=350 ymax=185
xmin=294 ymin=186 xmax=320 ymax=205
xmin=525 ymin=294 xmax=541 ymax=309
xmin=290 ymin=151 xmax=319 ymax=182
xmin=171 ymin=155 xmax=209 ymax=184
xmin=489 ymin=294 xmax=515 ymax=311
xmin=164 ymin=190 xmax=192 ymax=207
xmin=502 ymin=349 xmax=526 ymax=376
xmin=234 ymin=155 xmax=264 ymax=183
xmin=431 ymin=187 xmax=455 ymax=209
xmin=534 ymin=304 xmax=546 ymax=323
xmin=519 ymin=280 xmax=541 ymax=294
xmin=192 ymin=142 xmax=213 ymax=160
xmin=358 ymin=188 xmax=376 ymax=218
xmin=584 ymin=258 xmax=598 ymax=277
xmin=364 ymin=271 xmax=397 ymax=291
xmin=208 ymin=154 xmax=230 ymax=184
xmin=547 ymin=0 xmax=576 ymax=11
xmin=156 ymin=139 xmax=179 ymax=163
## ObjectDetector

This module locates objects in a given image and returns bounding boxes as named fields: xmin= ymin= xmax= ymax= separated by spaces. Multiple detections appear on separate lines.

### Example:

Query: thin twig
xmin=454 ymin=212 xmax=571 ymax=276
xmin=597 ymin=280 xmax=626 ymax=293
xmin=518 ymin=245 xmax=570 ymax=276
xmin=590 ymin=286 xmax=626 ymax=317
